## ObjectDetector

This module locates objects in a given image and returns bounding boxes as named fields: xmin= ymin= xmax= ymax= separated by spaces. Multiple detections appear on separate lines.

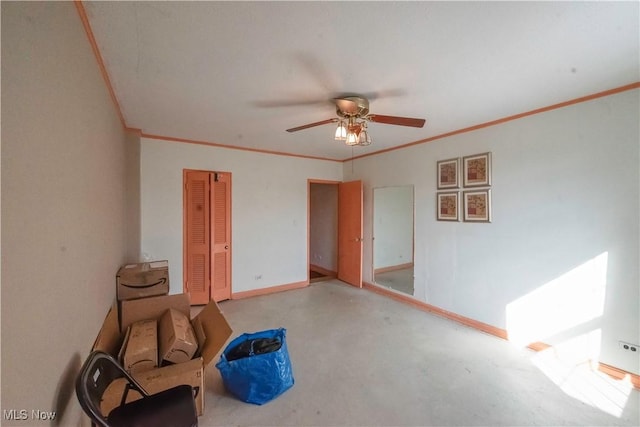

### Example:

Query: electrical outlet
xmin=619 ymin=341 xmax=639 ymax=352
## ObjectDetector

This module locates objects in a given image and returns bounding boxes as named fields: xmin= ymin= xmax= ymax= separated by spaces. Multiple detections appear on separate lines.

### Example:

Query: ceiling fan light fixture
xmin=345 ymin=130 xmax=359 ymax=146
xmin=358 ymin=127 xmax=371 ymax=146
xmin=334 ymin=121 xmax=347 ymax=140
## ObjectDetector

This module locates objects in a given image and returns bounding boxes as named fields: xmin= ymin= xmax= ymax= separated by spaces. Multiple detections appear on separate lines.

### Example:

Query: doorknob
xmin=225 ymin=245 xmax=229 ymax=250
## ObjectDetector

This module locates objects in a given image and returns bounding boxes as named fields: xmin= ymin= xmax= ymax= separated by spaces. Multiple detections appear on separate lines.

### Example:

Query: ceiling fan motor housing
xmin=335 ymin=96 xmax=370 ymax=118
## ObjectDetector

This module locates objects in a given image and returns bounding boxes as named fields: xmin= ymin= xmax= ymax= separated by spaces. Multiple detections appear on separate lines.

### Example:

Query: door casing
xmin=307 ymin=179 xmax=363 ymax=287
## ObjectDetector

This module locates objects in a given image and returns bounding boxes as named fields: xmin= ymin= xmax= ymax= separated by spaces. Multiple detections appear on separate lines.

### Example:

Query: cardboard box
xmin=120 ymin=319 xmax=158 ymax=374
xmin=92 ymin=293 xmax=232 ymax=416
xmin=159 ymin=309 xmax=198 ymax=364
xmin=116 ymin=260 xmax=170 ymax=301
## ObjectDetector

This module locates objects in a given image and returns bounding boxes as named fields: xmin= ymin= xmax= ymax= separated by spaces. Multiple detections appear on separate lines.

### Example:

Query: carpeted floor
xmin=196 ymin=280 xmax=639 ymax=426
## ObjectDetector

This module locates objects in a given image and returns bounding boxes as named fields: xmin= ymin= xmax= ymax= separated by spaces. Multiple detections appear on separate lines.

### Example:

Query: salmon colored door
xmin=184 ymin=170 xmax=232 ymax=304
xmin=211 ymin=173 xmax=231 ymax=302
xmin=184 ymin=171 xmax=211 ymax=304
xmin=338 ymin=180 xmax=363 ymax=287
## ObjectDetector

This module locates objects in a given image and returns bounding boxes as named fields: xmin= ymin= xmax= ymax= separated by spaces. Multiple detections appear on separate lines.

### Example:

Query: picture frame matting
xmin=463 ymin=189 xmax=491 ymax=222
xmin=437 ymin=191 xmax=460 ymax=221
xmin=463 ymin=152 xmax=491 ymax=188
xmin=437 ymin=157 xmax=460 ymax=190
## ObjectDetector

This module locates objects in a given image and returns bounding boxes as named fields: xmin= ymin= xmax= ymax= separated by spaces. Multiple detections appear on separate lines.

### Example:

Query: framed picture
xmin=437 ymin=192 xmax=459 ymax=221
xmin=463 ymin=152 xmax=491 ymax=187
xmin=463 ymin=189 xmax=491 ymax=222
xmin=437 ymin=158 xmax=460 ymax=189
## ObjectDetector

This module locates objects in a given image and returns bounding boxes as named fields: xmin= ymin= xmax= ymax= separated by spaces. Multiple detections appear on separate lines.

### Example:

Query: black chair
xmin=75 ymin=350 xmax=198 ymax=427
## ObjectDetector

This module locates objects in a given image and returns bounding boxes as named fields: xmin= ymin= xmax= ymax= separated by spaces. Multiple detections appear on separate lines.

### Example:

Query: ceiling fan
xmin=286 ymin=95 xmax=426 ymax=146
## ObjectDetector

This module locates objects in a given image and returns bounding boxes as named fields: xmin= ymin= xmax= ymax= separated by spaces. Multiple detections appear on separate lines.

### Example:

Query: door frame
xmin=307 ymin=179 xmax=363 ymax=287
xmin=307 ymin=179 xmax=341 ymax=284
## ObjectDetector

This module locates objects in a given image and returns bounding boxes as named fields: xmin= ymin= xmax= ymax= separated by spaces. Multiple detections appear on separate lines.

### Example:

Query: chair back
xmin=75 ymin=351 xmax=148 ymax=426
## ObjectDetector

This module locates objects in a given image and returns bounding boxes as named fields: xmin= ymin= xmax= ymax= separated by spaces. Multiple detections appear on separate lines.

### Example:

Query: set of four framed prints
xmin=437 ymin=152 xmax=492 ymax=222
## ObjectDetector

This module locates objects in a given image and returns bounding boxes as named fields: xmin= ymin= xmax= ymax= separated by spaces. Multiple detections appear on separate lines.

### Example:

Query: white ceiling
xmin=84 ymin=1 xmax=639 ymax=161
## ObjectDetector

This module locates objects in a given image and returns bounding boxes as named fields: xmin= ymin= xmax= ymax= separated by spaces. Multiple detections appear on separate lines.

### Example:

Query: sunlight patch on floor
xmin=504 ymin=252 xmax=633 ymax=417
xmin=531 ymin=330 xmax=633 ymax=418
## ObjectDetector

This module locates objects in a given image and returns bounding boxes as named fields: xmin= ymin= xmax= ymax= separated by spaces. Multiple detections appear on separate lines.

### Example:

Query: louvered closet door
xmin=185 ymin=171 xmax=211 ymax=304
xmin=211 ymin=173 xmax=231 ymax=302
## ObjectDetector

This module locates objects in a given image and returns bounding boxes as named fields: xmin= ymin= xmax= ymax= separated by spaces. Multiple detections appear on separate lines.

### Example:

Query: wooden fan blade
xmin=368 ymin=114 xmax=426 ymax=128
xmin=286 ymin=118 xmax=337 ymax=133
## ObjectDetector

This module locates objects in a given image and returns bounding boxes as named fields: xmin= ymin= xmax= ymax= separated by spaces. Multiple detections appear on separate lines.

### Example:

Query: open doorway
xmin=308 ymin=181 xmax=339 ymax=283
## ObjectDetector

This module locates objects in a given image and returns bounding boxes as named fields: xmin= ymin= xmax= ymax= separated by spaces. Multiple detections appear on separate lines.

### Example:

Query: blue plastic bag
xmin=216 ymin=328 xmax=294 ymax=405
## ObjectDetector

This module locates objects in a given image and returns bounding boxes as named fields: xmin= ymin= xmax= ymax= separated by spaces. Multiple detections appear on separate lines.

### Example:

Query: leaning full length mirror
xmin=373 ymin=186 xmax=415 ymax=296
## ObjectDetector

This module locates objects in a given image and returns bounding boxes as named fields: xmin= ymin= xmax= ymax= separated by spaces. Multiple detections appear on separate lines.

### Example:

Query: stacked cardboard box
xmin=119 ymin=319 xmax=158 ymax=374
xmin=92 ymin=262 xmax=232 ymax=417
xmin=116 ymin=260 xmax=170 ymax=301
xmin=159 ymin=308 xmax=199 ymax=364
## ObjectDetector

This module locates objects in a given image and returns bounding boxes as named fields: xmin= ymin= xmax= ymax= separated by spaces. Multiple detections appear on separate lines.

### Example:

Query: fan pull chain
xmin=351 ymin=147 xmax=354 ymax=174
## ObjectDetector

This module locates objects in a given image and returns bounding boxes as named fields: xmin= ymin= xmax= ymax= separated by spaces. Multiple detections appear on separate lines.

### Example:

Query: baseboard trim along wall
xmin=362 ymin=281 xmax=640 ymax=390
xmin=374 ymin=262 xmax=415 ymax=275
xmin=309 ymin=264 xmax=337 ymax=277
xmin=231 ymin=281 xmax=309 ymax=300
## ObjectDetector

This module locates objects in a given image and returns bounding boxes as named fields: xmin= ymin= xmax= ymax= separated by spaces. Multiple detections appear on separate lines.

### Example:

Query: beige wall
xmin=139 ymin=137 xmax=343 ymax=295
xmin=1 ymin=2 xmax=133 ymax=424
xmin=346 ymin=88 xmax=639 ymax=375
xmin=124 ymin=131 xmax=142 ymax=262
